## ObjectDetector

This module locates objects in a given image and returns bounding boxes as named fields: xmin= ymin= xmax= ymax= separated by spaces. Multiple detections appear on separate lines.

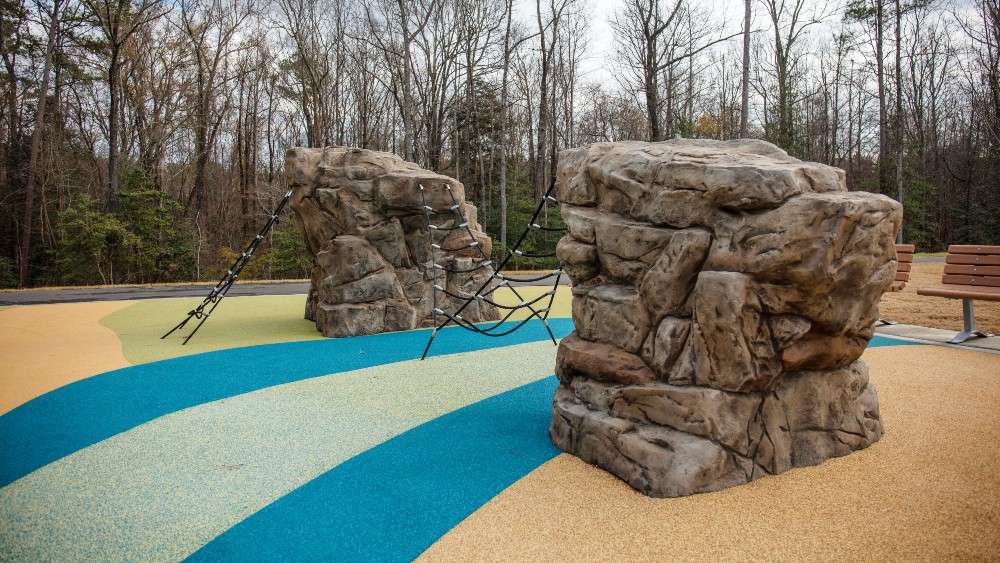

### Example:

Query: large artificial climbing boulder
xmin=550 ymin=139 xmax=901 ymax=497
xmin=285 ymin=147 xmax=498 ymax=337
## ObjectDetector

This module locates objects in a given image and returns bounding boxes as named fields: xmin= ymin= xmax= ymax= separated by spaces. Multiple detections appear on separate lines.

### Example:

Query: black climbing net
xmin=161 ymin=176 xmax=566 ymax=354
xmin=161 ymin=188 xmax=294 ymax=345
xmin=417 ymin=179 xmax=565 ymax=360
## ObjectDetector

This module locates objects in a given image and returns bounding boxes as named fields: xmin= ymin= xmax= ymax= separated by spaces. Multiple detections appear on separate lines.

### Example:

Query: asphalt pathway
xmin=1 ymin=276 xmax=570 ymax=306
xmin=1 ymin=255 xmax=941 ymax=306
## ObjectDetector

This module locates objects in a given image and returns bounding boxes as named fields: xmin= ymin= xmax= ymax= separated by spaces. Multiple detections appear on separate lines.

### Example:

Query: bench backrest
xmin=943 ymin=245 xmax=1000 ymax=287
xmin=891 ymin=244 xmax=915 ymax=291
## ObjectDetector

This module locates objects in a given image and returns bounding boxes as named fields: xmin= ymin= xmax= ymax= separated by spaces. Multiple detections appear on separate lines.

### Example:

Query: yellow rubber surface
xmin=0 ymin=302 xmax=132 ymax=415
xmin=420 ymin=345 xmax=1000 ymax=561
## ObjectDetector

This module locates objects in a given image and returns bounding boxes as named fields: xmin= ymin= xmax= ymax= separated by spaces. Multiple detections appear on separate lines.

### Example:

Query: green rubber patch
xmin=101 ymin=294 xmax=321 ymax=364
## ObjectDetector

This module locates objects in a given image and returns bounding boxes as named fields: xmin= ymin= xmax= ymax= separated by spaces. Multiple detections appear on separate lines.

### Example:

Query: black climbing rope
xmin=418 ymin=178 xmax=564 ymax=360
xmin=161 ymin=188 xmax=294 ymax=345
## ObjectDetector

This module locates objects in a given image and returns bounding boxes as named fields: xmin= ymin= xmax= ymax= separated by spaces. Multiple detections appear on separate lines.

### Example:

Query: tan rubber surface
xmin=419 ymin=345 xmax=1000 ymax=561
xmin=0 ymin=302 xmax=131 ymax=414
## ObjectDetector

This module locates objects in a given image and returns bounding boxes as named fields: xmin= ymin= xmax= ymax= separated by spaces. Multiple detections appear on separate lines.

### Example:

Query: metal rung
xmin=514 ymin=250 xmax=523 ymax=256
xmin=432 ymin=243 xmax=441 ymax=249
xmin=433 ymin=284 xmax=445 ymax=291
xmin=429 ymin=225 xmax=439 ymax=230
xmin=545 ymin=195 xmax=558 ymax=203
xmin=433 ymin=308 xmax=445 ymax=315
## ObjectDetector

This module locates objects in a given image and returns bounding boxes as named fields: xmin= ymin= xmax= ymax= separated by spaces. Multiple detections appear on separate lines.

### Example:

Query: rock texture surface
xmin=550 ymin=139 xmax=900 ymax=497
xmin=286 ymin=147 xmax=498 ymax=337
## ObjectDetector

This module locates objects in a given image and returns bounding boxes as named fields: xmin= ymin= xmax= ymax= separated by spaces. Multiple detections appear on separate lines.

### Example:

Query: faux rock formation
xmin=550 ymin=139 xmax=901 ymax=497
xmin=285 ymin=147 xmax=498 ymax=337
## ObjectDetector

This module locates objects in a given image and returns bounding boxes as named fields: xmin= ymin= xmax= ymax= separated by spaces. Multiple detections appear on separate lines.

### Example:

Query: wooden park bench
xmin=877 ymin=244 xmax=915 ymax=326
xmin=917 ymin=245 xmax=1000 ymax=343
xmin=891 ymin=244 xmax=915 ymax=292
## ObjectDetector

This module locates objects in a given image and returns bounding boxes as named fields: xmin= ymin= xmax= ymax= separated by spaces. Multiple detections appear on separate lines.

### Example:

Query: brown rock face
xmin=550 ymin=139 xmax=900 ymax=497
xmin=286 ymin=147 xmax=498 ymax=337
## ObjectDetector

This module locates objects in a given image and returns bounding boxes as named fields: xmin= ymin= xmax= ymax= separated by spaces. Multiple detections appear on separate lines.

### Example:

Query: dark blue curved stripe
xmin=188 ymin=377 xmax=561 ymax=562
xmin=0 ymin=319 xmax=574 ymax=488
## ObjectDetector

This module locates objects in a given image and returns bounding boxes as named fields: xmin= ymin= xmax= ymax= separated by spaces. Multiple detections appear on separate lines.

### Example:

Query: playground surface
xmin=1 ymin=287 xmax=999 ymax=561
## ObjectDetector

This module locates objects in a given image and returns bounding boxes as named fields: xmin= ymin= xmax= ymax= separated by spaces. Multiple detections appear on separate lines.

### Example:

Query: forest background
xmin=1 ymin=0 xmax=997 ymax=287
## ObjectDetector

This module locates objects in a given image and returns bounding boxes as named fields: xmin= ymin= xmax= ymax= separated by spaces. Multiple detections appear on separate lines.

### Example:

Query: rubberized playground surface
xmin=1 ymin=288 xmax=998 ymax=560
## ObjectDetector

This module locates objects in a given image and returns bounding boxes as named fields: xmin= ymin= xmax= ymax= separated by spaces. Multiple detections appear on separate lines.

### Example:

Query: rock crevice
xmin=550 ymin=139 xmax=899 ymax=497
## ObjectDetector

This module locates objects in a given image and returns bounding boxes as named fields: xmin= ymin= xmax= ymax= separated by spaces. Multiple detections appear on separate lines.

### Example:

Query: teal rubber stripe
xmin=0 ymin=318 xmax=574 ymax=488
xmin=188 ymin=377 xmax=562 ymax=562
xmin=0 ymin=342 xmax=560 ymax=561
xmin=868 ymin=335 xmax=915 ymax=348
xmin=190 ymin=336 xmax=915 ymax=561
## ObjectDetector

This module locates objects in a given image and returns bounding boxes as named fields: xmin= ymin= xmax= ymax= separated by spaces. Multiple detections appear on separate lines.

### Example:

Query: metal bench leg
xmin=949 ymin=299 xmax=993 ymax=344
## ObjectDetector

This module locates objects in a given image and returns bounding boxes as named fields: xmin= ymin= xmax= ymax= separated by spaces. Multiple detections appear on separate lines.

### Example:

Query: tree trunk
xmin=499 ymin=0 xmax=513 ymax=255
xmin=19 ymin=0 xmax=62 ymax=287
xmin=875 ymin=0 xmax=888 ymax=195
xmin=894 ymin=0 xmax=904 ymax=242
xmin=106 ymin=47 xmax=122 ymax=210
xmin=740 ymin=0 xmax=751 ymax=137
xmin=534 ymin=0 xmax=550 ymax=199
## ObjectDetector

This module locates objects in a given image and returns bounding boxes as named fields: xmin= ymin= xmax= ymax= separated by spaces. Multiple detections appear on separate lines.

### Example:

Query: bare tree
xmin=761 ymin=0 xmax=831 ymax=151
xmin=361 ymin=0 xmax=439 ymax=163
xmin=740 ymin=0 xmax=751 ymax=137
xmin=80 ymin=0 xmax=166 ymax=208
xmin=611 ymin=0 xmax=739 ymax=142
xmin=274 ymin=0 xmax=344 ymax=148
xmin=177 ymin=0 xmax=254 ymax=216
xmin=19 ymin=0 xmax=63 ymax=286
xmin=533 ymin=0 xmax=571 ymax=197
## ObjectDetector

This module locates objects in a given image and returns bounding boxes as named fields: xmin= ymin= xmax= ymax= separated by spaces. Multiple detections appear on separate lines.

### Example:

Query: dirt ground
xmin=880 ymin=262 xmax=1000 ymax=334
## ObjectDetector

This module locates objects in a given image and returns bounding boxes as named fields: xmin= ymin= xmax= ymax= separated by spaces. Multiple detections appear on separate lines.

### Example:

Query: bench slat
xmin=942 ymin=274 xmax=1000 ymax=287
xmin=918 ymin=284 xmax=1000 ymax=302
xmin=896 ymin=252 xmax=914 ymax=263
xmin=948 ymin=244 xmax=1000 ymax=255
xmin=895 ymin=244 xmax=916 ymax=253
xmin=944 ymin=264 xmax=1000 ymax=276
xmin=897 ymin=262 xmax=911 ymax=272
xmin=894 ymin=272 xmax=909 ymax=282
xmin=946 ymin=254 xmax=1000 ymax=265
